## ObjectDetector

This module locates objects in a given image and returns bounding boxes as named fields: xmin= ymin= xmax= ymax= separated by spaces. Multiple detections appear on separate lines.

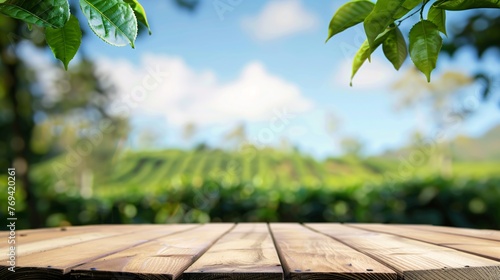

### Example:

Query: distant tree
xmin=392 ymin=69 xmax=472 ymax=114
xmin=325 ymin=111 xmax=342 ymax=151
xmin=0 ymin=0 xmax=199 ymax=228
xmin=195 ymin=142 xmax=209 ymax=151
xmin=0 ymin=19 xmax=124 ymax=227
xmin=392 ymin=69 xmax=474 ymax=176
xmin=441 ymin=11 xmax=500 ymax=106
xmin=182 ymin=122 xmax=198 ymax=142
xmin=137 ymin=128 xmax=161 ymax=149
xmin=340 ymin=137 xmax=364 ymax=159
xmin=0 ymin=18 xmax=41 ymax=227
xmin=223 ymin=123 xmax=247 ymax=149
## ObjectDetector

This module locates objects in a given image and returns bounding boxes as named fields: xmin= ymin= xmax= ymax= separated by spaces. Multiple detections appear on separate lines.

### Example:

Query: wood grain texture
xmin=403 ymin=224 xmax=500 ymax=242
xmin=2 ymin=223 xmax=500 ymax=280
xmin=0 ymin=224 xmax=133 ymax=238
xmin=350 ymin=223 xmax=500 ymax=261
xmin=71 ymin=223 xmax=235 ymax=280
xmin=184 ymin=223 xmax=282 ymax=280
xmin=270 ymin=223 xmax=397 ymax=280
xmin=307 ymin=223 xmax=500 ymax=280
xmin=0 ymin=224 xmax=198 ymax=279
xmin=0 ymin=225 xmax=145 ymax=261
xmin=0 ymin=225 xmax=100 ymax=241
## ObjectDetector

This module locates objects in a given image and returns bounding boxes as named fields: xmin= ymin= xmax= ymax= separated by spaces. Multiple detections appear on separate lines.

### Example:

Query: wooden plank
xmin=184 ymin=223 xmax=283 ymax=280
xmin=0 ymin=224 xmax=118 ymax=235
xmin=0 ymin=225 xmax=165 ymax=244
xmin=70 ymin=223 xmax=234 ymax=280
xmin=0 ymin=225 xmax=164 ymax=261
xmin=307 ymin=223 xmax=500 ymax=280
xmin=0 ymin=225 xmax=140 ymax=251
xmin=403 ymin=224 xmax=500 ymax=242
xmin=0 ymin=224 xmax=198 ymax=279
xmin=269 ymin=223 xmax=397 ymax=280
xmin=0 ymin=225 xmax=88 ymax=239
xmin=350 ymin=223 xmax=500 ymax=261
xmin=0 ymin=224 xmax=149 ymax=243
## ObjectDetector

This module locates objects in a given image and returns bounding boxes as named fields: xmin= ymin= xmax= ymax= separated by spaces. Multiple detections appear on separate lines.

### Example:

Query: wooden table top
xmin=1 ymin=223 xmax=499 ymax=279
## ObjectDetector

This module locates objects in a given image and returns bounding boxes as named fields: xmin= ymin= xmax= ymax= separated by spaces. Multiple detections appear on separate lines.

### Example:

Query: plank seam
xmin=267 ymin=223 xmax=294 ymax=280
xmin=179 ymin=223 xmax=237 ymax=279
xmin=59 ymin=224 xmax=204 ymax=275
xmin=0 ymin=226 xmax=158 ymax=262
xmin=405 ymin=225 xmax=500 ymax=242
xmin=347 ymin=224 xmax=500 ymax=262
xmin=303 ymin=224 xmax=404 ymax=280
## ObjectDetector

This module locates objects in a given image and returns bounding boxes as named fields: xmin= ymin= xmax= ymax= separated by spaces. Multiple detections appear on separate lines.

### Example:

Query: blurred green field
xmin=32 ymin=148 xmax=500 ymax=196
xmin=2 ymin=147 xmax=499 ymax=229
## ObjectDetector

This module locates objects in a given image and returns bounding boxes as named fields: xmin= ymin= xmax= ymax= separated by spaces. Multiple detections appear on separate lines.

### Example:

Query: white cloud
xmin=97 ymin=54 xmax=313 ymax=126
xmin=241 ymin=0 xmax=318 ymax=41
xmin=334 ymin=56 xmax=396 ymax=90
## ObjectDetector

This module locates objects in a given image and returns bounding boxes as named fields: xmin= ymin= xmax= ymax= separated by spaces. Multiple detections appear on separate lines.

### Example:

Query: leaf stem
xmin=397 ymin=0 xmax=431 ymax=26
xmin=397 ymin=9 xmax=421 ymax=26
xmin=420 ymin=0 xmax=430 ymax=20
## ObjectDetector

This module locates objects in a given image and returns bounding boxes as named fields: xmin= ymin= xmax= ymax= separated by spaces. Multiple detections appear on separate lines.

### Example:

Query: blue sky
xmin=74 ymin=0 xmax=499 ymax=158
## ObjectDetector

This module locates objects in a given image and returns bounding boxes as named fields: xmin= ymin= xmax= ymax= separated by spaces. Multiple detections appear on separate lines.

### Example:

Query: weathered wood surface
xmin=184 ymin=223 xmax=283 ymax=280
xmin=307 ymin=223 xmax=500 ymax=280
xmin=1 ymin=224 xmax=198 ymax=279
xmin=1 ymin=223 xmax=500 ymax=280
xmin=0 ymin=225 xmax=107 ymax=246
xmin=403 ymin=224 xmax=500 ymax=242
xmin=0 ymin=224 xmax=147 ymax=261
xmin=350 ymin=223 xmax=500 ymax=261
xmin=271 ymin=223 xmax=397 ymax=280
xmin=72 ymin=224 xmax=234 ymax=280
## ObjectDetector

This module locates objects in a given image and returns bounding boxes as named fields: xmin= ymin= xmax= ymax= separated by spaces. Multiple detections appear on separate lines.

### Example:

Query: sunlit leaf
xmin=0 ymin=0 xmax=69 ymax=28
xmin=79 ymin=0 xmax=138 ymax=47
xmin=326 ymin=0 xmax=374 ymax=42
xmin=434 ymin=0 xmax=500 ymax=10
xmin=409 ymin=20 xmax=443 ymax=82
xmin=124 ymin=0 xmax=151 ymax=35
xmin=351 ymin=28 xmax=391 ymax=86
xmin=45 ymin=15 xmax=82 ymax=70
xmin=394 ymin=0 xmax=422 ymax=19
xmin=364 ymin=0 xmax=405 ymax=49
xmin=351 ymin=41 xmax=372 ymax=86
xmin=428 ymin=5 xmax=447 ymax=35
xmin=383 ymin=26 xmax=407 ymax=70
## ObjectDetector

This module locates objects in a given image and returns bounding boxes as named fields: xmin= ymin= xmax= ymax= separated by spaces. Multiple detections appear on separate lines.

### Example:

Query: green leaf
xmin=394 ymin=0 xmax=422 ymax=19
xmin=364 ymin=0 xmax=406 ymax=49
xmin=351 ymin=41 xmax=372 ymax=86
xmin=383 ymin=27 xmax=407 ymax=70
xmin=123 ymin=0 xmax=151 ymax=35
xmin=409 ymin=20 xmax=443 ymax=82
xmin=326 ymin=0 xmax=374 ymax=42
xmin=79 ymin=0 xmax=138 ymax=48
xmin=428 ymin=5 xmax=447 ymax=35
xmin=45 ymin=15 xmax=82 ymax=70
xmin=0 ymin=0 xmax=69 ymax=28
xmin=433 ymin=0 xmax=500 ymax=10
xmin=351 ymin=28 xmax=391 ymax=86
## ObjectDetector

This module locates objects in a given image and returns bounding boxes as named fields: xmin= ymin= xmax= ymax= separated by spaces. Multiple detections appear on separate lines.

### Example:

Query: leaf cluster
xmin=0 ymin=0 xmax=150 ymax=69
xmin=327 ymin=0 xmax=500 ymax=84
